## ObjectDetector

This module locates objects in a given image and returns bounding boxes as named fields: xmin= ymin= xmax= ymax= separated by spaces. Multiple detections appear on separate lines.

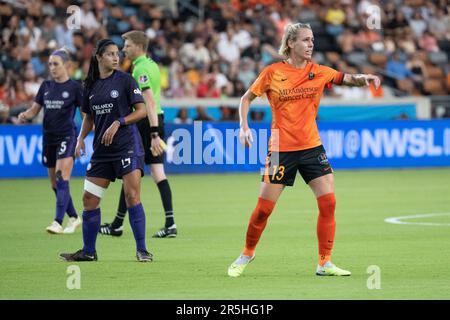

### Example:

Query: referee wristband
xmin=118 ymin=117 xmax=126 ymax=126
xmin=150 ymin=126 xmax=159 ymax=133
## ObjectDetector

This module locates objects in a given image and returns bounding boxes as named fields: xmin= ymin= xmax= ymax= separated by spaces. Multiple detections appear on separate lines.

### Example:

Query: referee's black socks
xmin=157 ymin=179 xmax=175 ymax=228
xmin=112 ymin=187 xmax=127 ymax=229
xmin=113 ymin=180 xmax=175 ymax=229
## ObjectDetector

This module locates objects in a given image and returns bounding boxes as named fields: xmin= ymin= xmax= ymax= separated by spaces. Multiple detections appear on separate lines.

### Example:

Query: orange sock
xmin=242 ymin=197 xmax=276 ymax=257
xmin=319 ymin=254 xmax=331 ymax=266
xmin=316 ymin=193 xmax=336 ymax=266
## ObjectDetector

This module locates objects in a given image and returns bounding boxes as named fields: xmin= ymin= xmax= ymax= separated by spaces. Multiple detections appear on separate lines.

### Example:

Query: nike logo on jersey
xmin=44 ymin=92 xmax=49 ymax=95
xmin=89 ymin=95 xmax=94 ymax=100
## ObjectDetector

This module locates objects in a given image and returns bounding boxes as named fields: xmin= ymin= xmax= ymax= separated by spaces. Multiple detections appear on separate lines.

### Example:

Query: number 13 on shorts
xmin=264 ymin=161 xmax=285 ymax=182
xmin=271 ymin=165 xmax=285 ymax=181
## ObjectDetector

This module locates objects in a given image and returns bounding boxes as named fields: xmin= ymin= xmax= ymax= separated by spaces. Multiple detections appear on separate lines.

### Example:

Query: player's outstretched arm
xmin=342 ymin=73 xmax=381 ymax=89
xmin=75 ymin=114 xmax=94 ymax=157
xmin=239 ymin=89 xmax=257 ymax=148
xmin=18 ymin=102 xmax=43 ymax=123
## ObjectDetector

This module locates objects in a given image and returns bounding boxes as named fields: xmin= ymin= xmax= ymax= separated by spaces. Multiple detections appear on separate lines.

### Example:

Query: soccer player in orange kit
xmin=228 ymin=23 xmax=380 ymax=277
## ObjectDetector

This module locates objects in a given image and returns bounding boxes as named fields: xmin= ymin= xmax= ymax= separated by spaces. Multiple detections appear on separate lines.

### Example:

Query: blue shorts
xmin=42 ymin=135 xmax=76 ymax=168
xmin=86 ymin=156 xmax=145 ymax=182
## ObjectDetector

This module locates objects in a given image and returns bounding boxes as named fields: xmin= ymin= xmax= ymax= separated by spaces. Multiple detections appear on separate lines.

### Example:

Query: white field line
xmin=384 ymin=213 xmax=450 ymax=226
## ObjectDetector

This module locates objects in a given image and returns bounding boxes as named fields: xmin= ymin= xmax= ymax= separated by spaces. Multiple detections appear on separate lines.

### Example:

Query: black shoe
xmin=136 ymin=250 xmax=153 ymax=262
xmin=59 ymin=249 xmax=97 ymax=262
xmin=152 ymin=224 xmax=177 ymax=238
xmin=99 ymin=223 xmax=123 ymax=237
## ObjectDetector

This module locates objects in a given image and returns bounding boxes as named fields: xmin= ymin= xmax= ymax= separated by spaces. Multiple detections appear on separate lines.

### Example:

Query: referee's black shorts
xmin=136 ymin=113 xmax=165 ymax=165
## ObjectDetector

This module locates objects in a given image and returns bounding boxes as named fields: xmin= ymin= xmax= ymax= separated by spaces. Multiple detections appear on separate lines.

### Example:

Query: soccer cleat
xmin=136 ymin=250 xmax=153 ymax=262
xmin=98 ymin=223 xmax=123 ymax=237
xmin=46 ymin=221 xmax=64 ymax=234
xmin=59 ymin=249 xmax=98 ymax=262
xmin=227 ymin=253 xmax=255 ymax=277
xmin=152 ymin=224 xmax=177 ymax=238
xmin=316 ymin=261 xmax=351 ymax=276
xmin=63 ymin=216 xmax=82 ymax=234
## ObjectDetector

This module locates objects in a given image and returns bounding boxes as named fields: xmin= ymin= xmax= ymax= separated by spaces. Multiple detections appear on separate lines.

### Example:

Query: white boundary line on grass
xmin=384 ymin=212 xmax=450 ymax=226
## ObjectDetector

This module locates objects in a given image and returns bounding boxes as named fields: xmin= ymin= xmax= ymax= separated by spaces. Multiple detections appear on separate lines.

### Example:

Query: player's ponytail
xmin=84 ymin=39 xmax=116 ymax=91
xmin=84 ymin=55 xmax=100 ymax=91
xmin=278 ymin=23 xmax=312 ymax=56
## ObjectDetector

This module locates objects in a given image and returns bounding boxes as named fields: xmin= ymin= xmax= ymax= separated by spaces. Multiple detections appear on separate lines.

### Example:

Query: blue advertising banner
xmin=1 ymin=120 xmax=449 ymax=178
xmin=0 ymin=125 xmax=93 ymax=178
xmin=162 ymin=104 xmax=416 ymax=122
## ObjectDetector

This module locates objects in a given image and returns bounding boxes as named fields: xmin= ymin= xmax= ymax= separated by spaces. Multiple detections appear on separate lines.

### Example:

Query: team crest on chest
xmin=62 ymin=91 xmax=69 ymax=98
xmin=110 ymin=90 xmax=119 ymax=98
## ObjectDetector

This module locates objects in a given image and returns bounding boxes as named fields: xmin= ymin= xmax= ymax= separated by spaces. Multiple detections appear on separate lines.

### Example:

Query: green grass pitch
xmin=1 ymin=168 xmax=449 ymax=299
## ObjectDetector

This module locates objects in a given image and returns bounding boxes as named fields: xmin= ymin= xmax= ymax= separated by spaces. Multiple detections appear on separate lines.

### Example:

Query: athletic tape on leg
xmin=84 ymin=180 xmax=106 ymax=198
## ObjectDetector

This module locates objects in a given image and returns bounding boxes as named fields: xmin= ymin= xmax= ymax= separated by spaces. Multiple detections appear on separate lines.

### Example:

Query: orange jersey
xmin=250 ymin=61 xmax=343 ymax=152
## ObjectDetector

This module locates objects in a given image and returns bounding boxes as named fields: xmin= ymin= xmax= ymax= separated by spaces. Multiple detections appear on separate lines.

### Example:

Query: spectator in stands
xmin=209 ymin=62 xmax=231 ymax=93
xmin=179 ymin=36 xmax=211 ymax=70
xmin=418 ymin=30 xmax=440 ymax=52
xmin=428 ymin=9 xmax=450 ymax=40
xmin=31 ymin=49 xmax=49 ymax=78
xmin=383 ymin=36 xmax=397 ymax=55
xmin=342 ymin=0 xmax=359 ymax=29
xmin=242 ymin=37 xmax=263 ymax=63
xmin=54 ymin=17 xmax=75 ymax=53
xmin=23 ymin=62 xmax=41 ymax=98
xmin=237 ymin=57 xmax=257 ymax=89
xmin=217 ymin=24 xmax=240 ymax=66
xmin=337 ymin=29 xmax=356 ymax=54
xmin=409 ymin=11 xmax=428 ymax=38
xmin=386 ymin=10 xmax=409 ymax=35
xmin=0 ymin=103 xmax=16 ymax=124
xmin=194 ymin=107 xmax=213 ymax=121
xmin=145 ymin=19 xmax=162 ymax=40
xmin=197 ymin=76 xmax=220 ymax=99
xmin=174 ymin=108 xmax=193 ymax=124
xmin=396 ymin=28 xmax=417 ymax=55
xmin=406 ymin=52 xmax=429 ymax=91
xmin=354 ymin=27 xmax=382 ymax=51
xmin=233 ymin=20 xmax=253 ymax=52
xmin=386 ymin=51 xmax=414 ymax=80
xmin=40 ymin=16 xmax=57 ymax=44
xmin=233 ymin=80 xmax=247 ymax=97
xmin=325 ymin=2 xmax=346 ymax=37
xmin=219 ymin=105 xmax=238 ymax=121
xmin=21 ymin=17 xmax=41 ymax=53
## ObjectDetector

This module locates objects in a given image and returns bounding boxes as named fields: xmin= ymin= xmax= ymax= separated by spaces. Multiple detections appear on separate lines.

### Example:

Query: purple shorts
xmin=86 ymin=156 xmax=145 ymax=182
xmin=42 ymin=135 xmax=76 ymax=168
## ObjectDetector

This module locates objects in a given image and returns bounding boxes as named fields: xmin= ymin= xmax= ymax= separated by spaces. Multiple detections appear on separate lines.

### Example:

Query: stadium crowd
xmin=0 ymin=0 xmax=449 ymax=124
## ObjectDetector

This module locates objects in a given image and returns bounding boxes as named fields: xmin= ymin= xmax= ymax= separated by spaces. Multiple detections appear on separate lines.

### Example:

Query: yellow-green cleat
xmin=316 ymin=261 xmax=351 ymax=276
xmin=227 ymin=254 xmax=255 ymax=277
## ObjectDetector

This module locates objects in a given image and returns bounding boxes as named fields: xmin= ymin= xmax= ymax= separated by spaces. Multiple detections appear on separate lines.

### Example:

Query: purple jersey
xmin=34 ymin=79 xmax=82 ymax=143
xmin=81 ymin=70 xmax=145 ymax=162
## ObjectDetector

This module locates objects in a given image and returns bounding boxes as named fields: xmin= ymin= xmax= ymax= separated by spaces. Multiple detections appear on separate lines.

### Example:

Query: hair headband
xmin=51 ymin=50 xmax=69 ymax=61
xmin=95 ymin=39 xmax=116 ymax=55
